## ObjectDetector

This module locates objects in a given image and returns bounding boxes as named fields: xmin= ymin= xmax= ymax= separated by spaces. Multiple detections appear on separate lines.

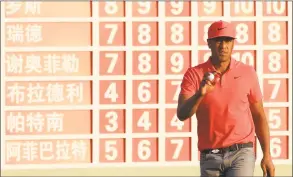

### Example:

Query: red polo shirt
xmin=180 ymin=58 xmax=263 ymax=151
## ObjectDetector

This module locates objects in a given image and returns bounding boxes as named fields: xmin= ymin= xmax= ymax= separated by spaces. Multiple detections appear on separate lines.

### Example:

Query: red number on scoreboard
xmin=132 ymin=109 xmax=158 ymax=133
xmin=165 ymin=108 xmax=191 ymax=133
xmin=263 ymin=50 xmax=288 ymax=74
xmin=132 ymin=80 xmax=158 ymax=104
xmin=99 ymin=138 xmax=125 ymax=162
xmin=100 ymin=80 xmax=125 ymax=104
xmin=132 ymin=51 xmax=158 ymax=75
xmin=132 ymin=138 xmax=158 ymax=162
xmin=99 ymin=109 xmax=125 ymax=134
xmin=99 ymin=2 xmax=125 ymax=17
xmin=132 ymin=2 xmax=158 ymax=17
xmin=165 ymin=137 xmax=191 ymax=161
xmin=100 ymin=51 xmax=125 ymax=75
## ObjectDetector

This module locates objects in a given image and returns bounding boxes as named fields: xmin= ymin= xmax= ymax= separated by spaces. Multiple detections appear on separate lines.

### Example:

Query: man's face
xmin=208 ymin=37 xmax=234 ymax=62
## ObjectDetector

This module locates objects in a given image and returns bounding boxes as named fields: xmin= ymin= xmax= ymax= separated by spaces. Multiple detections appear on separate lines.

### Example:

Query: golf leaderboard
xmin=1 ymin=1 xmax=292 ymax=169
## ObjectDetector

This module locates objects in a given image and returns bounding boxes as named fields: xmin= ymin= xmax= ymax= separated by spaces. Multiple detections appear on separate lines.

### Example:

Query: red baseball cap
xmin=207 ymin=20 xmax=236 ymax=40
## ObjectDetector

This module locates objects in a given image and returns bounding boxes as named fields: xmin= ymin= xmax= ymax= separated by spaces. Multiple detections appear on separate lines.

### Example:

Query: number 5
xmin=105 ymin=140 xmax=118 ymax=161
xmin=268 ymin=109 xmax=281 ymax=129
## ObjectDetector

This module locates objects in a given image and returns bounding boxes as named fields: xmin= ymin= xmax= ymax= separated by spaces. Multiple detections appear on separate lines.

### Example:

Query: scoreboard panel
xmin=1 ymin=1 xmax=292 ymax=169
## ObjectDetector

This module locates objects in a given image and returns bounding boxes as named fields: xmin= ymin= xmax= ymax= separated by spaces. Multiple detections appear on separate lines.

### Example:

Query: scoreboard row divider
xmin=4 ymin=46 xmax=291 ymax=52
xmin=91 ymin=1 xmax=99 ymax=164
xmin=3 ymin=130 xmax=292 ymax=141
xmin=2 ymin=102 xmax=292 ymax=110
xmin=3 ymin=74 xmax=292 ymax=82
xmin=3 ymin=18 xmax=292 ymax=23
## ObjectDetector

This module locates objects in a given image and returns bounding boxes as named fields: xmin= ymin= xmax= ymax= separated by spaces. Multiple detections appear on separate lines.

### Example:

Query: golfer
xmin=177 ymin=20 xmax=275 ymax=177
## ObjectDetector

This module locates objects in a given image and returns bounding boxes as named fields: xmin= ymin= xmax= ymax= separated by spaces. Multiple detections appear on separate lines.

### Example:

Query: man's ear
xmin=207 ymin=40 xmax=211 ymax=49
xmin=231 ymin=40 xmax=235 ymax=49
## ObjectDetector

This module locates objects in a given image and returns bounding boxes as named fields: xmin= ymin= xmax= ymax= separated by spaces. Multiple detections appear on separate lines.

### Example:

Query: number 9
xmin=170 ymin=2 xmax=183 ymax=15
xmin=137 ymin=2 xmax=151 ymax=15
xmin=203 ymin=2 xmax=216 ymax=14
xmin=170 ymin=52 xmax=184 ymax=73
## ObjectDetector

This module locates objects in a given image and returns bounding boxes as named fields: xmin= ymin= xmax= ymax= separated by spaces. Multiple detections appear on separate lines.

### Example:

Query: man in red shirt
xmin=177 ymin=20 xmax=275 ymax=177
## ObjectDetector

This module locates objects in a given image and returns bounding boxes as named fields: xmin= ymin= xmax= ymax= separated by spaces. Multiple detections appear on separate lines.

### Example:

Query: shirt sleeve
xmin=247 ymin=67 xmax=263 ymax=104
xmin=179 ymin=68 xmax=198 ymax=96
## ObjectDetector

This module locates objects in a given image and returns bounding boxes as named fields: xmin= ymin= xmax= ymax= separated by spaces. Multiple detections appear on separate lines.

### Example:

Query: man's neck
xmin=210 ymin=57 xmax=231 ymax=74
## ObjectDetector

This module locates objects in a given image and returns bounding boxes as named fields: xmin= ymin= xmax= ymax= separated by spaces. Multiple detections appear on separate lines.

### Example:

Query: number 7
xmin=105 ymin=53 xmax=118 ymax=73
xmin=170 ymin=139 xmax=183 ymax=160
xmin=105 ymin=24 xmax=118 ymax=44
xmin=268 ymin=79 xmax=280 ymax=100
xmin=171 ymin=81 xmax=181 ymax=101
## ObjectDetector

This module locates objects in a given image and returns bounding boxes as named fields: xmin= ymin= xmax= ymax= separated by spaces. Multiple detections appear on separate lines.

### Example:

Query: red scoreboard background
xmin=1 ymin=1 xmax=292 ymax=169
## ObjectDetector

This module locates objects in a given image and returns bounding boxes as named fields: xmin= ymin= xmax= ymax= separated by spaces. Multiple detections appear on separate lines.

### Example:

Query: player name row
xmin=5 ymin=106 xmax=289 ymax=135
xmin=4 ymin=21 xmax=288 ymax=46
xmin=4 ymin=1 xmax=289 ymax=17
xmin=4 ymin=135 xmax=289 ymax=164
xmin=4 ymin=50 xmax=289 ymax=76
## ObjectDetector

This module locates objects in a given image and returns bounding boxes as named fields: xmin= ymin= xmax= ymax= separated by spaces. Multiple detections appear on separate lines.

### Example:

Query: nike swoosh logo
xmin=218 ymin=27 xmax=227 ymax=30
xmin=234 ymin=76 xmax=241 ymax=79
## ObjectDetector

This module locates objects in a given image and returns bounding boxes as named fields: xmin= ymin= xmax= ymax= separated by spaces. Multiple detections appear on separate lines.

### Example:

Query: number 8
xmin=138 ymin=53 xmax=151 ymax=73
xmin=268 ymin=23 xmax=280 ymax=43
xmin=138 ymin=24 xmax=151 ymax=44
xmin=171 ymin=23 xmax=184 ymax=44
xmin=268 ymin=52 xmax=281 ymax=72
xmin=236 ymin=23 xmax=248 ymax=44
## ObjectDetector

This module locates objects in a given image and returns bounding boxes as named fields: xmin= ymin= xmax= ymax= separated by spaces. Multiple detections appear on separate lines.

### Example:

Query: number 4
xmin=137 ymin=111 xmax=151 ymax=131
xmin=104 ymin=82 xmax=119 ymax=102
xmin=268 ymin=109 xmax=281 ymax=129
xmin=171 ymin=114 xmax=184 ymax=130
